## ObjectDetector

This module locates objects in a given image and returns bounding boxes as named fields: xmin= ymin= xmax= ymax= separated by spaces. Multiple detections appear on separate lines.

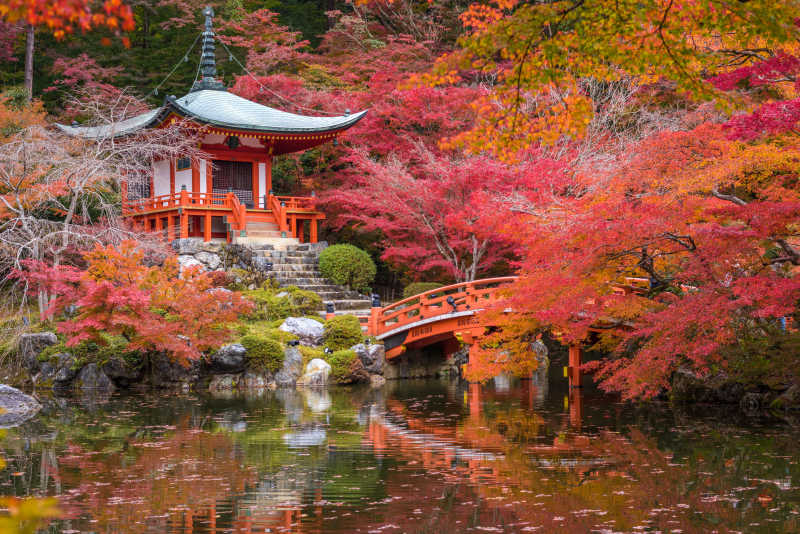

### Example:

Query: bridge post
xmin=369 ymin=294 xmax=381 ymax=337
xmin=568 ymin=344 xmax=582 ymax=389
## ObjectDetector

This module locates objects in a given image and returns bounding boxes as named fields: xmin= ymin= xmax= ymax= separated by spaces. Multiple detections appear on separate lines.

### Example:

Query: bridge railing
xmin=371 ymin=277 xmax=518 ymax=336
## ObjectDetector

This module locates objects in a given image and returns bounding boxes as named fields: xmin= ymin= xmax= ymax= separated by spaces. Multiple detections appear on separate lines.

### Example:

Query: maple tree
xmin=423 ymin=0 xmax=800 ymax=161
xmin=16 ymin=241 xmax=253 ymax=363
xmin=0 ymin=0 xmax=134 ymax=38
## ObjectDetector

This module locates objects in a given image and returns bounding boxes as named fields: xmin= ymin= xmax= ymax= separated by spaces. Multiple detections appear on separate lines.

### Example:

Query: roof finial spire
xmin=191 ymin=6 xmax=226 ymax=92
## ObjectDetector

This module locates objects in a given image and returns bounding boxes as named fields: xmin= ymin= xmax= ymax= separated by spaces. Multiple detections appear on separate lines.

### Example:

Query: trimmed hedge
xmin=240 ymin=334 xmax=284 ymax=373
xmin=402 ymin=282 xmax=443 ymax=299
xmin=318 ymin=244 xmax=376 ymax=293
xmin=323 ymin=314 xmax=363 ymax=351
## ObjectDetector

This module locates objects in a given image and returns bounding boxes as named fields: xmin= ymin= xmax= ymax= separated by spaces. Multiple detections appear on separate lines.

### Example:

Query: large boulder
xmin=210 ymin=344 xmax=247 ymax=373
xmin=53 ymin=352 xmax=79 ymax=387
xmin=149 ymin=352 xmax=200 ymax=389
xmin=195 ymin=251 xmax=221 ymax=270
xmin=352 ymin=343 xmax=385 ymax=375
xmin=74 ymin=363 xmax=115 ymax=394
xmin=279 ymin=317 xmax=324 ymax=346
xmin=0 ymin=384 xmax=41 ymax=427
xmin=18 ymin=332 xmax=58 ymax=373
xmin=274 ymin=347 xmax=304 ymax=388
xmin=102 ymin=356 xmax=141 ymax=386
xmin=346 ymin=357 xmax=371 ymax=384
xmin=297 ymin=358 xmax=331 ymax=388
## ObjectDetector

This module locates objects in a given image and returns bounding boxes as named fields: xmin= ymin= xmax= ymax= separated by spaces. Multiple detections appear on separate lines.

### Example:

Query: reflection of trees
xmin=0 ymin=385 xmax=797 ymax=533
xmin=371 ymin=384 xmax=800 ymax=533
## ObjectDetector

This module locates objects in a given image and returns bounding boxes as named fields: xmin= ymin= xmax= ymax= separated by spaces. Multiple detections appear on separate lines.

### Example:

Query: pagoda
xmin=58 ymin=6 xmax=366 ymax=245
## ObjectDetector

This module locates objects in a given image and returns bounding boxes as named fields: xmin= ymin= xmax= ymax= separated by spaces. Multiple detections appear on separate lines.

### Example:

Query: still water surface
xmin=1 ymin=376 xmax=799 ymax=533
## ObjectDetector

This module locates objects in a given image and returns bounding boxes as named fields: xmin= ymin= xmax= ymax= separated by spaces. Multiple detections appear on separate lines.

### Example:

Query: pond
xmin=1 ymin=374 xmax=799 ymax=533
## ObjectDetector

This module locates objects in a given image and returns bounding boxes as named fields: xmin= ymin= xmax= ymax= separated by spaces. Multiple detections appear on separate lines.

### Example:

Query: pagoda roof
xmin=56 ymin=90 xmax=366 ymax=140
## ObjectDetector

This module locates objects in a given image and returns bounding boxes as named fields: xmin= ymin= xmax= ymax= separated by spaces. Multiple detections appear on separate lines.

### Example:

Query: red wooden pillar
xmin=167 ymin=214 xmax=174 ymax=242
xmin=169 ymin=159 xmax=176 ymax=195
xmin=265 ymin=155 xmax=273 ymax=194
xmin=191 ymin=159 xmax=200 ymax=194
xmin=204 ymin=212 xmax=211 ymax=242
xmin=205 ymin=160 xmax=213 ymax=199
xmin=180 ymin=210 xmax=189 ymax=239
xmin=568 ymin=344 xmax=582 ymax=389
xmin=155 ymin=216 xmax=163 ymax=233
xmin=310 ymin=218 xmax=318 ymax=243
xmin=290 ymin=215 xmax=297 ymax=239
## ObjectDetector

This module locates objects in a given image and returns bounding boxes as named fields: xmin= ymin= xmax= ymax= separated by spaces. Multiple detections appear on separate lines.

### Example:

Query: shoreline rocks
xmin=0 ymin=384 xmax=41 ymax=427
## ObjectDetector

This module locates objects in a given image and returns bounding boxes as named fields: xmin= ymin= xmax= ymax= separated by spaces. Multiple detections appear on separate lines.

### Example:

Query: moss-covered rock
xmin=323 ymin=315 xmax=363 ymax=351
xmin=240 ymin=335 xmax=284 ymax=373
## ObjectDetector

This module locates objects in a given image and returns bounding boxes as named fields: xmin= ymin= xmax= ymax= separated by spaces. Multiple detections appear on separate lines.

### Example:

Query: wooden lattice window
xmin=126 ymin=173 xmax=151 ymax=201
xmin=176 ymin=157 xmax=191 ymax=171
xmin=213 ymin=160 xmax=253 ymax=207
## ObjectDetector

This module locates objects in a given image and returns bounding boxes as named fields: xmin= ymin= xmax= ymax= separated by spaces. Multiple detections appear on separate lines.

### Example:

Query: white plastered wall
xmin=175 ymin=168 xmax=192 ymax=193
xmin=199 ymin=159 xmax=207 ymax=193
xmin=258 ymin=162 xmax=267 ymax=207
xmin=153 ymin=159 xmax=170 ymax=196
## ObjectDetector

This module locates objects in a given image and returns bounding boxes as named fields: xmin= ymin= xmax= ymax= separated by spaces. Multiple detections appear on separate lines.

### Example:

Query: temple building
xmin=58 ymin=6 xmax=365 ymax=246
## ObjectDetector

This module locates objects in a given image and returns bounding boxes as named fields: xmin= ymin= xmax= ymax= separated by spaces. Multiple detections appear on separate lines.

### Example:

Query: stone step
xmin=316 ymin=309 xmax=372 ymax=317
xmin=275 ymin=273 xmax=326 ymax=286
xmin=309 ymin=293 xmax=367 ymax=302
xmin=321 ymin=299 xmax=372 ymax=310
xmin=246 ymin=231 xmax=283 ymax=238
xmin=260 ymin=256 xmax=317 ymax=265
xmin=269 ymin=265 xmax=319 ymax=273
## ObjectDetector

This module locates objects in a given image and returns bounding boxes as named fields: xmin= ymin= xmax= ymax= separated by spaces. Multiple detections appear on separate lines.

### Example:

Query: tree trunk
xmin=24 ymin=24 xmax=34 ymax=101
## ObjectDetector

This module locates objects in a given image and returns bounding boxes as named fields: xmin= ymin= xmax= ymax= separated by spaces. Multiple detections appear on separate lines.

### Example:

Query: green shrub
xmin=402 ymin=282 xmax=444 ymax=299
xmin=240 ymin=335 xmax=284 ymax=373
xmin=323 ymin=315 xmax=364 ymax=351
xmin=328 ymin=349 xmax=357 ymax=382
xmin=243 ymin=285 xmax=323 ymax=321
xmin=318 ymin=244 xmax=376 ymax=293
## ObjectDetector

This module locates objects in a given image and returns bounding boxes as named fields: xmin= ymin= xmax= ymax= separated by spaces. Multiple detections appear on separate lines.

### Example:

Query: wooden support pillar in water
xmin=568 ymin=344 xmax=582 ymax=389
xmin=569 ymin=387 xmax=582 ymax=429
xmin=469 ymin=382 xmax=481 ymax=421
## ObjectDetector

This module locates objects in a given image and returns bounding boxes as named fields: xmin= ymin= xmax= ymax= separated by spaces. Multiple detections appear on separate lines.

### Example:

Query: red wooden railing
xmin=227 ymin=193 xmax=246 ymax=232
xmin=122 ymin=191 xmax=229 ymax=213
xmin=122 ymin=190 xmax=323 ymax=242
xmin=367 ymin=277 xmax=518 ymax=337
xmin=274 ymin=196 xmax=316 ymax=211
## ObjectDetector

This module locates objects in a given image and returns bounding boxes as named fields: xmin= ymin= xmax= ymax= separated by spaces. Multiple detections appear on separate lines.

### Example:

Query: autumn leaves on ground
xmin=1 ymin=1 xmax=800 ymax=417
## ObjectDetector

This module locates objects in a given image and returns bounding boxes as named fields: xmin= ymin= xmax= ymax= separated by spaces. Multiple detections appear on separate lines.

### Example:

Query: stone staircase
xmin=250 ymin=242 xmax=372 ymax=319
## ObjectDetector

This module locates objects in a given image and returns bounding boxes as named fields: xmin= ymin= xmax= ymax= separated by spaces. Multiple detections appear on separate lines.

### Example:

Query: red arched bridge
xmin=328 ymin=275 xmax=657 ymax=388
xmin=363 ymin=277 xmax=517 ymax=360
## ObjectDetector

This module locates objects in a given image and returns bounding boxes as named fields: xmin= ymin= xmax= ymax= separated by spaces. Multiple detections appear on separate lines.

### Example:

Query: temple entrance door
xmin=213 ymin=160 xmax=253 ymax=207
